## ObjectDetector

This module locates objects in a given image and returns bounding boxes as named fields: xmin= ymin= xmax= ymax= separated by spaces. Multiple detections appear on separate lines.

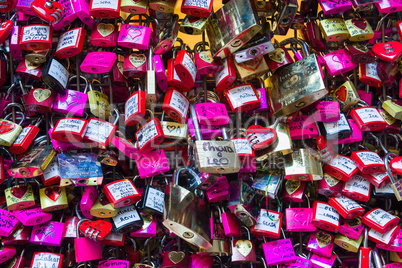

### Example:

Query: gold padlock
xmin=331 ymin=80 xmax=360 ymax=112
xmin=39 ymin=185 xmax=68 ymax=211
xmin=88 ymin=79 xmax=110 ymax=120
xmin=334 ymin=233 xmax=363 ymax=253
xmin=161 ymin=112 xmax=188 ymax=140
xmin=5 ymin=178 xmax=35 ymax=211
xmin=120 ymin=0 xmax=148 ymax=14
xmin=234 ymin=55 xmax=269 ymax=81
xmin=284 ymin=149 xmax=323 ymax=181
xmin=149 ymin=0 xmax=177 ymax=13
xmin=25 ymin=49 xmax=50 ymax=64
xmin=179 ymin=15 xmax=209 ymax=35
xmin=318 ymin=11 xmax=350 ymax=41
xmin=390 ymin=251 xmax=402 ymax=263
xmin=344 ymin=12 xmax=374 ymax=42
xmin=90 ymin=193 xmax=119 ymax=218
xmin=382 ymin=96 xmax=402 ymax=120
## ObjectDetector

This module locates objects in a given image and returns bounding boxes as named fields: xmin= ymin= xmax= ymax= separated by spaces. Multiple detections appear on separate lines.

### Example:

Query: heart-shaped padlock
xmin=372 ymin=41 xmax=402 ymax=62
xmin=79 ymin=219 xmax=113 ymax=241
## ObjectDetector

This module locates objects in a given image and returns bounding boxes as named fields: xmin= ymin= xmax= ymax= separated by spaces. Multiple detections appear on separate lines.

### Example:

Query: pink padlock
xmin=75 ymin=219 xmax=103 ymax=262
xmin=194 ymin=102 xmax=230 ymax=126
xmin=188 ymin=118 xmax=222 ymax=140
xmin=2 ymin=224 xmax=30 ymax=245
xmin=62 ymin=216 xmax=78 ymax=240
xmin=310 ymin=253 xmax=337 ymax=268
xmin=307 ymin=231 xmax=335 ymax=258
xmin=80 ymin=186 xmax=97 ymax=219
xmin=317 ymin=173 xmax=343 ymax=197
xmin=130 ymin=213 xmax=157 ymax=238
xmin=221 ymin=207 xmax=242 ymax=238
xmin=314 ymin=101 xmax=340 ymax=122
xmin=318 ymin=0 xmax=353 ymax=15
xmin=10 ymin=25 xmax=22 ymax=61
xmin=288 ymin=115 xmax=319 ymax=140
xmin=0 ymin=246 xmax=16 ymax=264
xmin=13 ymin=204 xmax=52 ymax=226
xmin=206 ymin=176 xmax=229 ymax=203
xmin=263 ymin=238 xmax=297 ymax=266
xmin=247 ymin=78 xmax=269 ymax=115
xmin=190 ymin=254 xmax=214 ymax=268
xmin=72 ymin=0 xmax=95 ymax=27
xmin=282 ymin=257 xmax=312 ymax=268
xmin=16 ymin=0 xmax=35 ymax=15
xmin=377 ymin=229 xmax=402 ymax=252
xmin=339 ymin=217 xmax=365 ymax=240
xmin=285 ymin=207 xmax=316 ymax=232
xmin=118 ymin=14 xmax=153 ymax=50
xmin=111 ymin=134 xmax=141 ymax=160
xmin=194 ymin=42 xmax=221 ymax=75
xmin=0 ymin=209 xmax=20 ymax=237
xmin=90 ymin=22 xmax=118 ymax=47
xmin=375 ymin=0 xmax=402 ymax=13
xmin=323 ymin=49 xmax=357 ymax=76
xmin=98 ymin=260 xmax=130 ymax=268
xmin=30 ymin=220 xmax=64 ymax=246
xmin=282 ymin=180 xmax=306 ymax=203
xmin=369 ymin=225 xmax=400 ymax=246
xmin=48 ymin=128 xmax=87 ymax=152
xmin=137 ymin=149 xmax=170 ymax=179
xmin=80 ymin=52 xmax=117 ymax=73
xmin=333 ymin=119 xmax=363 ymax=145
xmin=52 ymin=0 xmax=78 ymax=31
xmin=154 ymin=54 xmax=168 ymax=92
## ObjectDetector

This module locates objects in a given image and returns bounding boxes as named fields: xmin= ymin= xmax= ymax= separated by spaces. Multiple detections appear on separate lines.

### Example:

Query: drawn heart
xmin=316 ymin=231 xmax=332 ymax=248
xmin=141 ymin=213 xmax=153 ymax=230
xmin=331 ymin=52 xmax=346 ymax=68
xmin=166 ymin=124 xmax=177 ymax=133
xmin=240 ymin=56 xmax=263 ymax=72
xmin=129 ymin=53 xmax=146 ymax=68
xmin=324 ymin=174 xmax=339 ymax=187
xmin=79 ymin=219 xmax=112 ymax=241
xmin=45 ymin=186 xmax=61 ymax=201
xmin=285 ymin=180 xmax=301 ymax=195
xmin=335 ymin=86 xmax=347 ymax=102
xmin=127 ymin=28 xmax=142 ymax=41
xmin=351 ymin=19 xmax=367 ymax=30
xmin=33 ymin=88 xmax=51 ymax=102
xmin=10 ymin=185 xmax=27 ymax=199
xmin=268 ymin=48 xmax=285 ymax=63
xmin=372 ymin=41 xmax=402 ymax=62
xmin=199 ymin=51 xmax=213 ymax=63
xmin=235 ymin=240 xmax=253 ymax=257
xmin=168 ymin=251 xmax=185 ymax=264
xmin=25 ymin=59 xmax=41 ymax=70
xmin=97 ymin=23 xmax=114 ymax=37
xmin=0 ymin=120 xmax=15 ymax=134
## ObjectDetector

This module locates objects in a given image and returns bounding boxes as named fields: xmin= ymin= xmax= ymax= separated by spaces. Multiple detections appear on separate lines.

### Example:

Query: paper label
xmin=107 ymin=180 xmax=138 ymax=201
xmin=144 ymin=187 xmax=164 ymax=214
xmin=365 ymin=208 xmax=396 ymax=227
xmin=112 ymin=205 xmax=141 ymax=229
xmin=215 ymin=58 xmax=229 ymax=84
xmin=137 ymin=120 xmax=158 ymax=149
xmin=182 ymin=52 xmax=197 ymax=82
xmin=369 ymin=226 xmax=397 ymax=245
xmin=169 ymin=90 xmax=189 ymax=117
xmin=91 ymin=0 xmax=118 ymax=9
xmin=334 ymin=196 xmax=362 ymax=212
xmin=13 ymin=126 xmax=30 ymax=145
xmin=344 ymin=175 xmax=370 ymax=196
xmin=56 ymin=29 xmax=79 ymax=52
xmin=54 ymin=118 xmax=86 ymax=133
xmin=323 ymin=114 xmax=350 ymax=136
xmin=227 ymin=85 xmax=258 ymax=109
xmin=48 ymin=59 xmax=69 ymax=89
xmin=315 ymin=202 xmax=339 ymax=226
xmin=183 ymin=0 xmax=211 ymax=9
xmin=376 ymin=183 xmax=394 ymax=194
xmin=84 ymin=119 xmax=114 ymax=144
xmin=125 ymin=93 xmax=139 ymax=121
xmin=22 ymin=25 xmax=50 ymax=42
xmin=329 ymin=155 xmax=357 ymax=175
xmin=364 ymin=62 xmax=380 ymax=80
xmin=354 ymin=108 xmax=383 ymax=124
xmin=232 ymin=138 xmax=253 ymax=155
xmin=31 ymin=253 xmax=61 ymax=268
xmin=355 ymin=151 xmax=383 ymax=165
xmin=43 ymin=159 xmax=60 ymax=183
xmin=254 ymin=209 xmax=281 ymax=233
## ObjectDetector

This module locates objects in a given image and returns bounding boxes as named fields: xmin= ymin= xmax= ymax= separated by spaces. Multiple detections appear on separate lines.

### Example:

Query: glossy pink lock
xmin=52 ymin=0 xmax=77 ymax=31
xmin=263 ymin=238 xmax=297 ymax=266
xmin=247 ymin=79 xmax=269 ymax=115
xmin=188 ymin=118 xmax=222 ymax=140
xmin=288 ymin=115 xmax=319 ymax=140
xmin=75 ymin=219 xmax=103 ymax=262
xmin=80 ymin=186 xmax=97 ymax=219
xmin=111 ymin=135 xmax=141 ymax=160
xmin=154 ymin=54 xmax=168 ymax=92
xmin=98 ymin=260 xmax=130 ymax=268
xmin=30 ymin=220 xmax=64 ymax=246
xmin=13 ymin=204 xmax=52 ymax=226
xmin=53 ymin=76 xmax=89 ymax=117
xmin=0 ymin=208 xmax=20 ymax=237
xmin=80 ymin=52 xmax=117 ymax=73
xmin=318 ymin=0 xmax=353 ymax=15
xmin=339 ymin=217 xmax=364 ymax=240
xmin=0 ymin=246 xmax=16 ymax=264
xmin=118 ymin=14 xmax=153 ymax=50
xmin=137 ymin=149 xmax=170 ymax=179
xmin=17 ymin=0 xmax=35 ymax=15
xmin=72 ymin=0 xmax=95 ymax=27
xmin=307 ymin=231 xmax=335 ymax=258
xmin=206 ymin=176 xmax=229 ymax=203
xmin=194 ymin=102 xmax=229 ymax=126
xmin=310 ymin=253 xmax=337 ymax=268
xmin=285 ymin=208 xmax=316 ymax=232
xmin=323 ymin=49 xmax=357 ymax=76
xmin=314 ymin=101 xmax=340 ymax=122
xmin=10 ymin=25 xmax=22 ymax=61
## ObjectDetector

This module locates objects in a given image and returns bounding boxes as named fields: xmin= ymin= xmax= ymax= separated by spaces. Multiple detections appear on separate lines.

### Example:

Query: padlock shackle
xmin=68 ymin=75 xmax=89 ymax=93
xmin=190 ymin=104 xmax=202 ymax=141
xmin=76 ymin=218 xmax=91 ymax=238
xmin=279 ymin=37 xmax=309 ymax=58
xmin=4 ymin=111 xmax=25 ymax=125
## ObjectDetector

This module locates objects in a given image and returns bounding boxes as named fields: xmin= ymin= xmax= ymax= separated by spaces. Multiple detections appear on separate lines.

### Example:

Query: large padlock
xmin=118 ymin=14 xmax=153 ymax=50
xmin=74 ymin=219 xmax=103 ymax=262
xmin=30 ymin=0 xmax=64 ymax=24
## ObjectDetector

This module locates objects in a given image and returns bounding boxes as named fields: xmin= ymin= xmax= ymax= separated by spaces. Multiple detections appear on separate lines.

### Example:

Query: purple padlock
xmin=333 ymin=119 xmax=363 ymax=145
xmin=98 ymin=260 xmax=130 ymax=268
xmin=310 ymin=253 xmax=337 ymax=268
xmin=323 ymin=49 xmax=357 ymax=76
xmin=52 ymin=0 xmax=78 ymax=31
xmin=130 ymin=213 xmax=157 ymax=238
xmin=137 ymin=149 xmax=170 ymax=179
xmin=0 ymin=208 xmax=20 ymax=237
xmin=206 ymin=176 xmax=229 ymax=203
xmin=30 ymin=220 xmax=64 ymax=246
xmin=339 ymin=217 xmax=365 ymax=240
xmin=314 ymin=101 xmax=341 ymax=122
xmin=247 ymin=78 xmax=269 ymax=115
xmin=285 ymin=208 xmax=316 ymax=232
xmin=2 ymin=224 xmax=30 ymax=245
xmin=263 ymin=238 xmax=297 ymax=266
xmin=72 ymin=0 xmax=95 ymax=27
xmin=194 ymin=102 xmax=230 ymax=126
xmin=188 ymin=118 xmax=222 ymax=140
xmin=14 ymin=204 xmax=52 ymax=226
xmin=288 ymin=115 xmax=319 ymax=140
xmin=307 ymin=231 xmax=335 ymax=258
xmin=80 ymin=186 xmax=97 ymax=219
xmin=154 ymin=54 xmax=168 ymax=92
xmin=80 ymin=52 xmax=117 ymax=73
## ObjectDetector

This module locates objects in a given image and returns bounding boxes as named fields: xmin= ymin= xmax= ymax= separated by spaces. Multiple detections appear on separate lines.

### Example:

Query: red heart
xmin=335 ymin=86 xmax=347 ymax=102
xmin=79 ymin=219 xmax=112 ymax=241
xmin=372 ymin=41 xmax=402 ymax=62
xmin=0 ymin=19 xmax=14 ymax=44
xmin=10 ymin=185 xmax=27 ymax=199
xmin=351 ymin=19 xmax=367 ymax=30
xmin=45 ymin=186 xmax=61 ymax=201
xmin=0 ymin=121 xmax=15 ymax=134
xmin=246 ymin=125 xmax=277 ymax=151
xmin=390 ymin=156 xmax=402 ymax=175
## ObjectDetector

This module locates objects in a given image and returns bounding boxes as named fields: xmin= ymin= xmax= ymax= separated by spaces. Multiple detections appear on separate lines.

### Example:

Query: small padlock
xmin=359 ymin=61 xmax=383 ymax=88
xmin=149 ymin=0 xmax=177 ymax=13
xmin=30 ymin=217 xmax=64 ymax=246
xmin=362 ymin=208 xmax=400 ymax=234
xmin=55 ymin=26 xmax=86 ymax=59
xmin=120 ymin=0 xmax=147 ymax=14
xmin=323 ymin=48 xmax=357 ymax=77
xmin=181 ymin=0 xmax=212 ymax=17
xmin=0 ymin=208 xmax=20 ymax=237
xmin=135 ymin=109 xmax=165 ymax=154
xmin=13 ymin=204 xmax=52 ymax=226
xmin=118 ymin=14 xmax=153 ymax=50
xmin=350 ymin=150 xmax=385 ymax=174
xmin=318 ymin=11 xmax=350 ymax=41
xmin=307 ymin=230 xmax=335 ymax=258
xmin=31 ymin=252 xmax=63 ymax=268
xmin=24 ymin=87 xmax=56 ymax=115
xmin=103 ymin=178 xmax=141 ymax=208
xmin=224 ymin=83 xmax=261 ymax=113
xmin=334 ymin=233 xmax=363 ymax=253
xmin=80 ymin=51 xmax=117 ymax=74
xmin=83 ymin=109 xmax=119 ymax=149
xmin=231 ymin=227 xmax=256 ymax=264
xmin=30 ymin=0 xmax=64 ymax=24
xmin=285 ymin=203 xmax=316 ymax=232
xmin=194 ymin=42 xmax=221 ymax=75
xmin=19 ymin=20 xmax=52 ymax=51
xmin=323 ymin=154 xmax=358 ymax=182
xmin=52 ymin=0 xmax=77 ymax=30
xmin=328 ymin=195 xmax=365 ymax=219
xmin=0 ymin=111 xmax=24 ymax=147
xmin=339 ymin=217 xmax=364 ymax=240
xmin=206 ymin=177 xmax=229 ymax=203
xmin=89 ymin=0 xmax=120 ymax=18
xmin=51 ymin=117 xmax=88 ymax=143
xmin=39 ymin=184 xmax=68 ymax=211
xmin=368 ymin=225 xmax=400 ymax=246
xmin=5 ymin=178 xmax=35 ymax=211
xmin=90 ymin=193 xmax=119 ymax=218
xmin=174 ymin=46 xmax=197 ymax=89
xmin=252 ymin=207 xmax=283 ymax=238
xmin=346 ymin=43 xmax=376 ymax=64
xmin=137 ymin=177 xmax=165 ymax=215
xmin=312 ymin=200 xmax=340 ymax=232
xmin=282 ymin=180 xmax=306 ymax=202
xmin=162 ymin=88 xmax=189 ymax=124
xmin=10 ymin=116 xmax=43 ymax=155
xmin=90 ymin=20 xmax=119 ymax=47
xmin=137 ymin=149 xmax=170 ymax=179
xmin=41 ymin=57 xmax=70 ymax=94
xmin=262 ymin=231 xmax=297 ymax=266
xmin=74 ymin=219 xmax=103 ymax=262
xmin=15 ymin=57 xmax=43 ymax=81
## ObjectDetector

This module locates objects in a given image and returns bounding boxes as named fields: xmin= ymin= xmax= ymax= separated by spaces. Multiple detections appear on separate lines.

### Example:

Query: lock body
xmin=103 ymin=179 xmax=141 ymax=208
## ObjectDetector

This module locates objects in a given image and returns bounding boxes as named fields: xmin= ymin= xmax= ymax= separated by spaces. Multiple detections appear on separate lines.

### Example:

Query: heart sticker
xmin=372 ymin=41 xmax=402 ymax=62
xmin=235 ymin=240 xmax=253 ymax=257
xmin=97 ymin=23 xmax=114 ymax=37
xmin=351 ymin=19 xmax=367 ymax=30
xmin=199 ymin=51 xmax=213 ymax=63
xmin=45 ymin=186 xmax=61 ymax=201
xmin=240 ymin=56 xmax=263 ymax=72
xmin=33 ymin=88 xmax=51 ymax=102
xmin=268 ymin=48 xmax=285 ymax=63
xmin=168 ymin=251 xmax=185 ymax=264
xmin=0 ymin=120 xmax=16 ymax=134
xmin=10 ymin=185 xmax=27 ymax=199
xmin=141 ymin=213 xmax=153 ymax=230
xmin=25 ymin=59 xmax=41 ymax=71
xmin=129 ymin=53 xmax=146 ymax=68
xmin=335 ymin=86 xmax=347 ymax=102
xmin=316 ymin=231 xmax=332 ymax=248
xmin=285 ymin=180 xmax=301 ymax=195
xmin=324 ymin=174 xmax=339 ymax=187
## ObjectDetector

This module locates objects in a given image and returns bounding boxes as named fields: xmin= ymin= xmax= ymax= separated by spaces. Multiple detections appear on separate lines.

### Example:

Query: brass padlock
xmin=382 ymin=96 xmax=402 ymax=120
xmin=334 ymin=233 xmax=363 ymax=253
xmin=39 ymin=185 xmax=68 ymax=211
xmin=318 ymin=11 xmax=350 ymax=41
xmin=331 ymin=78 xmax=360 ymax=112
xmin=344 ymin=12 xmax=374 ymax=42
xmin=179 ymin=15 xmax=209 ymax=35
xmin=90 ymin=193 xmax=119 ymax=218
xmin=234 ymin=56 xmax=269 ymax=81
xmin=5 ymin=177 xmax=35 ymax=211
xmin=161 ymin=112 xmax=188 ymax=140
xmin=284 ymin=149 xmax=323 ymax=181
xmin=88 ymin=79 xmax=110 ymax=120
xmin=148 ymin=0 xmax=177 ymax=13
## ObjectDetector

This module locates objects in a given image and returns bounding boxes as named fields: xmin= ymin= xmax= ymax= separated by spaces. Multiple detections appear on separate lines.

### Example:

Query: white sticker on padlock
xmin=13 ymin=127 xmax=30 ymax=145
xmin=315 ymin=202 xmax=339 ymax=226
xmin=183 ymin=0 xmax=211 ymax=9
xmin=354 ymin=108 xmax=383 ymax=124
xmin=334 ymin=196 xmax=362 ymax=212
xmin=227 ymin=85 xmax=258 ymax=109
xmin=254 ymin=208 xmax=281 ymax=233
xmin=355 ymin=151 xmax=383 ymax=165
xmin=84 ymin=119 xmax=114 ymax=143
xmin=91 ymin=0 xmax=118 ymax=9
xmin=137 ymin=120 xmax=158 ymax=149
xmin=182 ymin=52 xmax=197 ymax=81
xmin=344 ymin=175 xmax=370 ymax=196
xmin=144 ymin=188 xmax=164 ymax=214
xmin=169 ymin=90 xmax=189 ymax=117
xmin=112 ymin=205 xmax=141 ymax=229
xmin=31 ymin=253 xmax=61 ymax=268
xmin=22 ymin=25 xmax=51 ymax=42
xmin=56 ymin=29 xmax=79 ymax=51
xmin=365 ymin=62 xmax=380 ymax=80
xmin=376 ymin=183 xmax=394 ymax=194
xmin=369 ymin=226 xmax=397 ymax=245
xmin=365 ymin=208 xmax=396 ymax=227
xmin=43 ymin=160 xmax=60 ymax=183
xmin=48 ymin=59 xmax=69 ymax=89
xmin=54 ymin=118 xmax=86 ymax=133
xmin=106 ymin=180 xmax=138 ymax=201
xmin=214 ymin=58 xmax=229 ymax=85
xmin=125 ymin=94 xmax=139 ymax=121
xmin=330 ymin=155 xmax=357 ymax=175
xmin=232 ymin=138 xmax=253 ymax=155
xmin=323 ymin=114 xmax=350 ymax=136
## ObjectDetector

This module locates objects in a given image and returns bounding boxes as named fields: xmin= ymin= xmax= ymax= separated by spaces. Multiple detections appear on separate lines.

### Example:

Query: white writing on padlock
xmin=334 ymin=196 xmax=362 ymax=211
xmin=54 ymin=119 xmax=86 ymax=132
xmin=226 ymin=85 xmax=258 ymax=109
xmin=365 ymin=62 xmax=380 ymax=80
xmin=182 ymin=52 xmax=197 ymax=81
xmin=22 ymin=26 xmax=50 ymax=42
xmin=56 ymin=29 xmax=79 ymax=51
xmin=137 ymin=120 xmax=158 ymax=149
xmin=254 ymin=209 xmax=281 ymax=233
xmin=48 ymin=60 xmax=69 ymax=88
xmin=169 ymin=90 xmax=189 ymax=117
xmin=323 ymin=114 xmax=350 ymax=135
xmin=232 ymin=139 xmax=253 ymax=155
xmin=144 ymin=188 xmax=164 ymax=214
xmin=112 ymin=205 xmax=141 ymax=229
xmin=344 ymin=175 xmax=370 ymax=196
xmin=13 ymin=127 xmax=30 ymax=145
xmin=125 ymin=94 xmax=139 ymax=121
xmin=31 ymin=253 xmax=61 ymax=268
xmin=330 ymin=155 xmax=357 ymax=175
xmin=183 ymin=0 xmax=211 ymax=9
xmin=91 ymin=0 xmax=118 ymax=9
xmin=354 ymin=108 xmax=382 ymax=124
xmin=365 ymin=208 xmax=396 ymax=227
xmin=85 ymin=119 xmax=114 ymax=143
xmin=355 ymin=151 xmax=383 ymax=165
xmin=315 ymin=202 xmax=339 ymax=226
xmin=106 ymin=180 xmax=138 ymax=201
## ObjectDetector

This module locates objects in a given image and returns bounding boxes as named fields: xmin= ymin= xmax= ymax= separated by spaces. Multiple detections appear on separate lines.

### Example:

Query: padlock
xmin=62 ymin=214 xmax=79 ymax=240
xmin=90 ymin=193 xmax=119 ymax=218
xmin=346 ymin=43 xmax=376 ymax=64
xmin=368 ymin=225 xmax=401 ymax=246
xmin=339 ymin=217 xmax=364 ymax=240
xmin=235 ymin=54 xmax=269 ymax=82
xmin=377 ymin=61 xmax=400 ymax=87
xmin=246 ymin=117 xmax=283 ymax=152
xmin=17 ymin=0 xmax=36 ymax=15
xmin=78 ymin=187 xmax=97 ymax=220
xmin=30 ymin=217 xmax=64 ymax=246
xmin=124 ymin=82 xmax=146 ymax=127
xmin=153 ymin=54 xmax=168 ymax=92
xmin=51 ymin=116 xmax=88 ymax=143
xmin=318 ymin=11 xmax=350 ymax=41
xmin=39 ymin=185 xmax=68 ymax=211
xmin=87 ymin=79 xmax=110 ymax=119
xmin=194 ymin=42 xmax=221 ymax=75
xmin=135 ymin=109 xmax=165 ymax=154
xmin=376 ymin=0 xmax=402 ymax=13
xmin=194 ymin=91 xmax=229 ymax=126
xmin=30 ymin=0 xmax=64 ymax=24
xmin=161 ymin=112 xmax=188 ymax=140
xmin=344 ymin=12 xmax=374 ymax=42
xmin=111 ymin=131 xmax=141 ymax=160
xmin=118 ymin=14 xmax=153 ymax=50
xmin=15 ymin=57 xmax=43 ymax=81
xmin=137 ymin=177 xmax=165 ymax=215
xmin=318 ymin=113 xmax=352 ymax=141
xmin=10 ymin=116 xmax=43 ymax=155
xmin=328 ymin=195 xmax=365 ymax=219
xmin=284 ymin=149 xmax=323 ymax=181
xmin=89 ymin=0 xmax=120 ymax=18
xmin=377 ymin=228 xmax=402 ymax=252
xmin=373 ymin=41 xmax=402 ymax=63
xmin=229 ymin=129 xmax=254 ymax=162
xmin=314 ymin=99 xmax=340 ymax=123
xmin=206 ymin=177 xmax=229 ymax=203
xmin=41 ymin=156 xmax=60 ymax=186
xmin=0 ymin=110 xmax=23 ymax=146
xmin=252 ymin=204 xmax=283 ymax=238
xmin=0 ymin=0 xmax=17 ymax=12
xmin=55 ymin=26 xmax=86 ymax=59
xmin=130 ymin=212 xmax=157 ymax=237
xmin=179 ymin=15 xmax=209 ymax=36
xmin=149 ymin=0 xmax=177 ymax=13
xmin=41 ymin=57 xmax=69 ymax=94
xmin=318 ymin=0 xmax=352 ymax=15
xmin=307 ymin=230 xmax=335 ymax=258
xmin=13 ymin=204 xmax=52 ymax=226
xmin=282 ymin=180 xmax=306 ymax=202
xmin=359 ymin=61 xmax=383 ymax=88
xmin=9 ymin=21 xmax=22 ymax=61
xmin=323 ymin=48 xmax=357 ymax=77
xmin=265 ymin=41 xmax=294 ymax=73
xmin=5 ymin=178 xmax=35 ymax=211
xmin=24 ymin=87 xmax=56 ymax=115
xmin=180 ymin=0 xmax=212 ymax=17
xmin=31 ymin=252 xmax=63 ymax=268
xmin=84 ymin=109 xmax=119 ymax=149
xmin=74 ymin=219 xmax=103 ymax=262
xmin=287 ymin=114 xmax=319 ymax=140
xmin=231 ymin=227 xmax=256 ymax=263
xmin=384 ymin=153 xmax=402 ymax=201
xmin=224 ymin=83 xmax=261 ymax=113
xmin=285 ymin=202 xmax=316 ymax=232
xmin=350 ymin=150 xmax=385 ymax=174
xmin=302 ymin=15 xmax=325 ymax=52
xmin=334 ymin=233 xmax=363 ymax=253
xmin=174 ymin=46 xmax=197 ymax=89
xmin=0 ymin=208 xmax=20 ymax=237
xmin=362 ymin=208 xmax=399 ymax=234
xmin=153 ymin=13 xmax=179 ymax=55
xmin=312 ymin=200 xmax=340 ymax=232
xmin=162 ymin=88 xmax=189 ymax=124
xmin=90 ymin=20 xmax=119 ymax=47
xmin=123 ymin=52 xmax=148 ymax=78
xmin=3 ymin=248 xmax=26 ymax=268
xmin=103 ymin=178 xmax=141 ymax=208
xmin=382 ymin=96 xmax=402 ymax=120
xmin=246 ymin=78 xmax=269 ymax=115
xmin=214 ymin=57 xmax=236 ymax=92
xmin=323 ymin=154 xmax=358 ymax=182
xmin=80 ymin=51 xmax=117 ymax=74
xmin=79 ymin=218 xmax=113 ymax=241
xmin=262 ymin=231 xmax=297 ymax=266
xmin=25 ymin=49 xmax=50 ymax=65
xmin=19 ymin=21 xmax=52 ymax=51
xmin=52 ymin=0 xmax=77 ymax=30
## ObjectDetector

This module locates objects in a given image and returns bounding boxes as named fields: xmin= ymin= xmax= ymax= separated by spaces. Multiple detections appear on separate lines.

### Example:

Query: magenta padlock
xmin=0 ymin=209 xmax=20 ymax=237
xmin=0 ymin=246 xmax=16 ymax=264
xmin=318 ymin=0 xmax=353 ymax=14
xmin=288 ymin=115 xmax=319 ymax=140
xmin=221 ymin=207 xmax=242 ymax=238
xmin=312 ymin=201 xmax=340 ymax=232
xmin=111 ymin=135 xmax=141 ymax=160
xmin=194 ymin=102 xmax=230 ymax=126
xmin=350 ymin=151 xmax=385 ymax=174
xmin=194 ymin=42 xmax=221 ymax=75
xmin=188 ymin=118 xmax=222 ymax=140
xmin=378 ymin=229 xmax=402 ymax=252
xmin=17 ymin=0 xmax=35 ymax=15
xmin=307 ymin=231 xmax=335 ymax=258
xmin=80 ymin=186 xmax=97 ymax=219
xmin=52 ymin=0 xmax=77 ymax=31
xmin=263 ymin=238 xmax=297 ymax=266
xmin=339 ymin=217 xmax=364 ymax=240
xmin=375 ymin=0 xmax=402 ymax=13
xmin=154 ymin=54 xmax=168 ymax=92
xmin=317 ymin=174 xmax=343 ymax=197
xmin=73 ymin=0 xmax=95 ymax=27
xmin=323 ymin=49 xmax=357 ymax=76
xmin=10 ymin=25 xmax=22 ymax=61
xmin=190 ymin=254 xmax=214 ymax=268
xmin=118 ymin=14 xmax=153 ymax=50
xmin=98 ymin=260 xmax=130 ymax=268
xmin=314 ymin=101 xmax=340 ymax=122
xmin=2 ymin=224 xmax=30 ymax=246
xmin=282 ymin=257 xmax=313 ymax=268
xmin=247 ymin=78 xmax=269 ymax=115
xmin=206 ymin=176 xmax=229 ymax=203
xmin=310 ymin=253 xmax=337 ymax=268
xmin=48 ymin=128 xmax=87 ymax=152
xmin=328 ymin=195 xmax=365 ymax=219
xmin=53 ymin=76 xmax=89 ymax=117
xmin=282 ymin=180 xmax=306 ymax=203
xmin=13 ymin=204 xmax=52 ymax=226
xmin=30 ymin=220 xmax=64 ymax=246
xmin=80 ymin=52 xmax=117 ymax=73
xmin=323 ymin=154 xmax=358 ymax=182
xmin=75 ymin=219 xmax=103 ymax=262
xmin=333 ymin=119 xmax=363 ymax=145
xmin=357 ymin=89 xmax=372 ymax=106
xmin=137 ymin=149 xmax=170 ymax=179
xmin=286 ymin=207 xmax=316 ymax=232
xmin=361 ymin=172 xmax=390 ymax=189
xmin=90 ymin=22 xmax=118 ymax=47
xmin=62 ymin=216 xmax=78 ymax=240
xmin=123 ymin=52 xmax=148 ymax=78
xmin=342 ymin=175 xmax=371 ymax=202
xmin=130 ymin=213 xmax=157 ymax=238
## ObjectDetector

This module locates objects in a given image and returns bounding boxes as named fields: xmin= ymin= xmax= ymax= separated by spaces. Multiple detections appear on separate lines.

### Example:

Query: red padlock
xmin=20 ymin=23 xmax=53 ymax=51
xmin=89 ymin=0 xmax=120 ymax=18
xmin=9 ymin=117 xmax=43 ymax=155
xmin=350 ymin=150 xmax=385 ymax=174
xmin=174 ymin=49 xmax=197 ymax=89
xmin=362 ymin=208 xmax=399 ymax=234
xmin=30 ymin=0 xmax=64 ymax=24
xmin=55 ymin=27 xmax=86 ymax=59
xmin=51 ymin=117 xmax=88 ymax=143
xmin=135 ymin=110 xmax=165 ymax=154
xmin=104 ymin=179 xmax=141 ymax=208
xmin=224 ymin=84 xmax=261 ymax=113
xmin=162 ymin=88 xmax=190 ymax=124
xmin=350 ymin=106 xmax=387 ymax=132
xmin=125 ymin=86 xmax=146 ymax=127
xmin=312 ymin=200 xmax=340 ymax=233
xmin=214 ymin=57 xmax=237 ymax=93
xmin=328 ymin=195 xmax=365 ymax=220
xmin=0 ymin=14 xmax=15 ymax=44
xmin=342 ymin=174 xmax=371 ymax=202
xmin=323 ymin=154 xmax=359 ymax=182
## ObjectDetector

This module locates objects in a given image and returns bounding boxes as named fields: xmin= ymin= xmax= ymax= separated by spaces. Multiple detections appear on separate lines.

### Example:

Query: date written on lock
xmin=103 ymin=179 xmax=141 ymax=208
